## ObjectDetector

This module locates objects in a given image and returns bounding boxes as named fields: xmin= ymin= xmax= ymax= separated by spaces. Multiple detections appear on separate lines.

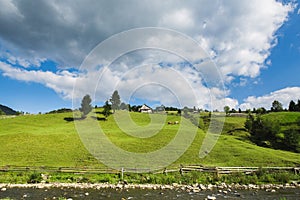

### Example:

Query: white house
xmin=139 ymin=104 xmax=152 ymax=113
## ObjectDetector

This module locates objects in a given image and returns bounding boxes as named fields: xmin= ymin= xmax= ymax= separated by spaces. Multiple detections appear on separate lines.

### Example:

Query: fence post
xmin=180 ymin=164 xmax=183 ymax=175
xmin=121 ymin=167 xmax=124 ymax=180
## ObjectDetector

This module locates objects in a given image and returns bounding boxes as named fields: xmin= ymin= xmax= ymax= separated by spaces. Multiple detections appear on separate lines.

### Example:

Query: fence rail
xmin=0 ymin=165 xmax=299 ymax=175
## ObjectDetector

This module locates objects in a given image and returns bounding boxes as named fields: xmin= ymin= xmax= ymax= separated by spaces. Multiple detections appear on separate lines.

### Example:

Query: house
xmin=155 ymin=105 xmax=166 ymax=114
xmin=139 ymin=104 xmax=153 ymax=113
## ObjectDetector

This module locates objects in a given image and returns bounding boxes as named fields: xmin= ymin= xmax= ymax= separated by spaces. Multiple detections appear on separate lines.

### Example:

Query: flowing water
xmin=1 ymin=187 xmax=300 ymax=200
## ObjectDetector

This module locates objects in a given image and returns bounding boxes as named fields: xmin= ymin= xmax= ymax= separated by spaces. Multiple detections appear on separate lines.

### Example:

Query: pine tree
xmin=79 ymin=94 xmax=93 ymax=118
xmin=103 ymin=100 xmax=111 ymax=118
xmin=110 ymin=90 xmax=121 ymax=113
xmin=288 ymin=100 xmax=296 ymax=111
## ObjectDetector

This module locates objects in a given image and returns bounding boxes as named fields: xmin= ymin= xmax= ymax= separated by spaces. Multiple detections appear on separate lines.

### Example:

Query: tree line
xmin=224 ymin=99 xmax=300 ymax=116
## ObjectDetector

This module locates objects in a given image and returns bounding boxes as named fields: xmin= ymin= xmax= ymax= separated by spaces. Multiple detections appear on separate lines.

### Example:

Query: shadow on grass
xmin=64 ymin=115 xmax=107 ymax=122
xmin=91 ymin=116 xmax=107 ymax=121
xmin=64 ymin=117 xmax=83 ymax=122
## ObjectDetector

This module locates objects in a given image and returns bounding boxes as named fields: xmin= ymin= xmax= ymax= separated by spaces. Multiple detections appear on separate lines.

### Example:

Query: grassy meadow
xmin=0 ymin=109 xmax=299 ymax=169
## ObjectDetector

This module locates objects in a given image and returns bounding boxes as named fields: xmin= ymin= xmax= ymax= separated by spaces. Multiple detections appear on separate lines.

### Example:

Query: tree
xmin=120 ymin=102 xmax=129 ymax=110
xmin=103 ymin=100 xmax=111 ymax=118
xmin=79 ymin=94 xmax=93 ymax=118
xmin=110 ymin=90 xmax=121 ymax=113
xmin=0 ymin=109 xmax=5 ymax=115
xmin=256 ymin=107 xmax=267 ymax=115
xmin=271 ymin=100 xmax=283 ymax=112
xmin=296 ymin=100 xmax=300 ymax=112
xmin=244 ymin=114 xmax=254 ymax=132
xmin=289 ymin=100 xmax=296 ymax=111
xmin=283 ymin=128 xmax=300 ymax=152
xmin=224 ymin=106 xmax=230 ymax=116
xmin=182 ymin=106 xmax=189 ymax=118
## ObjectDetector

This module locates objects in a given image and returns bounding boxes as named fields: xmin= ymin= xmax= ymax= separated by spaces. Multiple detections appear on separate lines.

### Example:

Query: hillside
xmin=244 ymin=112 xmax=300 ymax=152
xmin=0 ymin=104 xmax=17 ymax=115
xmin=0 ymin=110 xmax=299 ymax=169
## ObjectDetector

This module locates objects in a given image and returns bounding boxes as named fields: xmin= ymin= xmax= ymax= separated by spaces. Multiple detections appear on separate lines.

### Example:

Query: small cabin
xmin=139 ymin=104 xmax=153 ymax=113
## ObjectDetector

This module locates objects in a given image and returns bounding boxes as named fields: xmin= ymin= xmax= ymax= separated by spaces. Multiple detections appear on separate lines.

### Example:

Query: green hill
xmin=0 ymin=110 xmax=299 ymax=168
xmin=0 ymin=104 xmax=17 ymax=115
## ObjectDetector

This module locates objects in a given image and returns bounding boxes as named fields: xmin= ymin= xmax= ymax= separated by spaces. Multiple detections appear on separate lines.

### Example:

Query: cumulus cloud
xmin=1 ymin=49 xmax=231 ymax=112
xmin=0 ymin=0 xmax=296 ymax=109
xmin=240 ymin=87 xmax=300 ymax=110
xmin=0 ymin=61 xmax=77 ymax=99
xmin=0 ymin=1 xmax=293 ymax=71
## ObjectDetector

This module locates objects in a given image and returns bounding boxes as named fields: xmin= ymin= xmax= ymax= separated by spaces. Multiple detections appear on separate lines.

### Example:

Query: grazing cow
xmin=168 ymin=121 xmax=173 ymax=125
xmin=174 ymin=121 xmax=179 ymax=124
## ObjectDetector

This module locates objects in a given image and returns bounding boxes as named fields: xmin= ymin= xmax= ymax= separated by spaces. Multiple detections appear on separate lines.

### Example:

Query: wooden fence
xmin=0 ymin=165 xmax=299 ymax=175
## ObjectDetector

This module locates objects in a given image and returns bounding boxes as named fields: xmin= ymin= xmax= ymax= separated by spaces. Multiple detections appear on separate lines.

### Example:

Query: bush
xmin=27 ymin=172 xmax=42 ymax=183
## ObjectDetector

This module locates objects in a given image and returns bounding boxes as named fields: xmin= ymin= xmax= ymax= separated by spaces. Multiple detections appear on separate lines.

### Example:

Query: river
xmin=1 ymin=187 xmax=299 ymax=200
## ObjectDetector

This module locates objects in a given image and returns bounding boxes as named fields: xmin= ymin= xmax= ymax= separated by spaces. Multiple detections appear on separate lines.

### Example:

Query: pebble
xmin=85 ymin=192 xmax=89 ymax=196
xmin=207 ymin=195 xmax=216 ymax=200
xmin=192 ymin=188 xmax=200 ymax=193
xmin=0 ymin=182 xmax=298 ymax=193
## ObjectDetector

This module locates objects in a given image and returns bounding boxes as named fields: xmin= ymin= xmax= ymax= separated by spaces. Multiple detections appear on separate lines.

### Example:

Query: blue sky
xmin=228 ymin=7 xmax=300 ymax=102
xmin=0 ymin=0 xmax=299 ymax=113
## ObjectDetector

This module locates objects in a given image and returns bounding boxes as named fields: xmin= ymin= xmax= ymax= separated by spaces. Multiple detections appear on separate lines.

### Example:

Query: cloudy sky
xmin=0 ymin=0 xmax=299 ymax=113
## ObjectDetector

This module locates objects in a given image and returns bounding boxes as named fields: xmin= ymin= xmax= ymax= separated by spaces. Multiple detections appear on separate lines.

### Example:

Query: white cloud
xmin=0 ymin=0 xmax=293 ymax=75
xmin=159 ymin=8 xmax=195 ymax=30
xmin=0 ymin=0 xmax=296 ymax=110
xmin=197 ymin=0 xmax=293 ymax=79
xmin=240 ymin=87 xmax=300 ymax=110
xmin=0 ymin=61 xmax=77 ymax=99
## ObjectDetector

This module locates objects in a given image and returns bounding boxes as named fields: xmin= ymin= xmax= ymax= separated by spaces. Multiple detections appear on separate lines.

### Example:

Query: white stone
xmin=207 ymin=195 xmax=216 ymax=200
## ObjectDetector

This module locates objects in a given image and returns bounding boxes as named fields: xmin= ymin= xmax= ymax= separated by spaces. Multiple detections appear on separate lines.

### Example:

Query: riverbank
xmin=1 ymin=184 xmax=300 ymax=200
xmin=1 ymin=181 xmax=299 ymax=193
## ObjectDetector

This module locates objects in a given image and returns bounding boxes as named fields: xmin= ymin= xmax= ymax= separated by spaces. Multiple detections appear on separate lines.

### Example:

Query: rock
xmin=223 ymin=190 xmax=228 ymax=194
xmin=172 ymin=183 xmax=179 ymax=187
xmin=290 ymin=181 xmax=297 ymax=186
xmin=41 ymin=174 xmax=48 ymax=180
xmin=193 ymin=188 xmax=200 ymax=193
xmin=271 ymin=189 xmax=276 ymax=193
xmin=199 ymin=184 xmax=206 ymax=190
xmin=1 ymin=188 xmax=6 ymax=191
xmin=234 ymin=192 xmax=241 ymax=197
xmin=207 ymin=195 xmax=216 ymax=200
xmin=207 ymin=184 xmax=213 ymax=190
xmin=85 ymin=192 xmax=89 ymax=196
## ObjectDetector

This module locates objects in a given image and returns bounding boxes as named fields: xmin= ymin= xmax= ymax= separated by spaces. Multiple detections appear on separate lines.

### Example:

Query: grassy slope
xmin=0 ymin=111 xmax=299 ymax=168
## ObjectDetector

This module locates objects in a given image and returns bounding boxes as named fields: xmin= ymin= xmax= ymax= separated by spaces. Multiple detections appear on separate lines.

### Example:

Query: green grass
xmin=261 ymin=112 xmax=300 ymax=125
xmin=0 ymin=111 xmax=299 ymax=169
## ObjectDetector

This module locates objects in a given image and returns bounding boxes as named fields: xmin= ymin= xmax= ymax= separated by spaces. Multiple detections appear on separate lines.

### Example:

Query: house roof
xmin=140 ymin=104 xmax=152 ymax=110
